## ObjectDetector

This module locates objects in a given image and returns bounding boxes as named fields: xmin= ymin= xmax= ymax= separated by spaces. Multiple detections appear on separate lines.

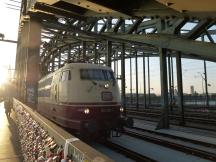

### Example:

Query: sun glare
xmin=0 ymin=68 xmax=8 ymax=86
xmin=0 ymin=0 xmax=19 ymax=87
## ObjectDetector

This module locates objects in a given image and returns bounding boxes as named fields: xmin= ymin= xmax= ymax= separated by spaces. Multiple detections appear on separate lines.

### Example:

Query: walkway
xmin=0 ymin=102 xmax=23 ymax=162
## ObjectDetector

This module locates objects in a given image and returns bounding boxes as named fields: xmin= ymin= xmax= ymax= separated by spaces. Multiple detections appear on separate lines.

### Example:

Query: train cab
xmin=38 ymin=63 xmax=124 ymax=137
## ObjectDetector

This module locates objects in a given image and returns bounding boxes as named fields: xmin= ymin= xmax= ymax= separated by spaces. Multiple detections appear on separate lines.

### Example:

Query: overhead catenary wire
xmin=6 ymin=7 xmax=20 ymax=11
xmin=8 ymin=0 xmax=21 ymax=3
xmin=5 ymin=3 xmax=21 ymax=8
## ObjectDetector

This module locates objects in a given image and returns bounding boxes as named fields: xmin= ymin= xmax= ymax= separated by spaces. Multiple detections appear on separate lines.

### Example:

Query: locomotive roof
xmin=39 ymin=63 xmax=112 ymax=82
xmin=64 ymin=63 xmax=112 ymax=70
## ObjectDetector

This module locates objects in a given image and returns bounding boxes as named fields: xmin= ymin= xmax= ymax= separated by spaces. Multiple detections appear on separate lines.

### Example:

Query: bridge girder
xmin=15 ymin=0 xmax=216 ymax=129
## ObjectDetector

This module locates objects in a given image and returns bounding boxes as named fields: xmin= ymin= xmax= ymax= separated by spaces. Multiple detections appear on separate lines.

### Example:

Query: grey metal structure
xmin=15 ymin=0 xmax=216 ymax=129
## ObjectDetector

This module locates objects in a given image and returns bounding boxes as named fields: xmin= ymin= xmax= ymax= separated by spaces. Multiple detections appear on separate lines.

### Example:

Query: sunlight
xmin=0 ymin=0 xmax=19 ymax=81
xmin=0 ymin=102 xmax=6 ymax=125
xmin=0 ymin=68 xmax=9 ymax=86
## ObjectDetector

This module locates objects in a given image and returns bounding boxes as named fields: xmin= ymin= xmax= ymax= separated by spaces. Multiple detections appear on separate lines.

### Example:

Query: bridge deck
xmin=134 ymin=119 xmax=216 ymax=146
xmin=0 ymin=103 xmax=23 ymax=162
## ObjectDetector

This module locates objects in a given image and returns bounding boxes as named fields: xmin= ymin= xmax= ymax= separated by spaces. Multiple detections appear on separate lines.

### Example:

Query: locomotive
xmin=37 ymin=63 xmax=124 ymax=137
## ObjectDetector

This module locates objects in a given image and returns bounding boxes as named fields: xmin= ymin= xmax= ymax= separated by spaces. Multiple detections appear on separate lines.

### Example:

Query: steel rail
xmin=130 ymin=127 xmax=216 ymax=148
xmin=126 ymin=109 xmax=216 ymax=124
xmin=127 ymin=114 xmax=216 ymax=132
xmin=104 ymin=140 xmax=158 ymax=162
xmin=124 ymin=129 xmax=216 ymax=161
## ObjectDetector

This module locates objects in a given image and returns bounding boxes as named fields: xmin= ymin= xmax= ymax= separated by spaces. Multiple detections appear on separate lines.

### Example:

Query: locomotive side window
xmin=38 ymin=89 xmax=51 ymax=97
xmin=38 ymin=76 xmax=53 ymax=97
xmin=61 ymin=70 xmax=71 ymax=82
xmin=38 ymin=76 xmax=53 ymax=89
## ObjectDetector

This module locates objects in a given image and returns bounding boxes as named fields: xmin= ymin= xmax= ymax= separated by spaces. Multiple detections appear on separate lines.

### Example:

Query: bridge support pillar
xmin=82 ymin=41 xmax=86 ymax=60
xmin=156 ymin=19 xmax=169 ymax=129
xmin=156 ymin=48 xmax=169 ymax=129
xmin=106 ymin=40 xmax=112 ymax=67
xmin=121 ymin=43 xmax=126 ymax=115
xmin=20 ymin=18 xmax=41 ymax=107
xmin=176 ymin=52 xmax=185 ymax=125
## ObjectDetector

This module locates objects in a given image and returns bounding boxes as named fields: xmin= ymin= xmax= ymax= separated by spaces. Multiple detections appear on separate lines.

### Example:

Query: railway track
xmin=126 ymin=107 xmax=216 ymax=120
xmin=104 ymin=140 xmax=158 ymax=162
xmin=127 ymin=104 xmax=216 ymax=118
xmin=124 ymin=128 xmax=216 ymax=161
xmin=130 ymin=126 xmax=216 ymax=148
xmin=126 ymin=109 xmax=216 ymax=131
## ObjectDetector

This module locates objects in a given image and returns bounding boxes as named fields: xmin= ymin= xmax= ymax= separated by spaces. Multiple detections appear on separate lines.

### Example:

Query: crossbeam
xmin=42 ymin=21 xmax=216 ymax=60
xmin=112 ymin=34 xmax=216 ymax=60
xmin=0 ymin=39 xmax=17 ymax=43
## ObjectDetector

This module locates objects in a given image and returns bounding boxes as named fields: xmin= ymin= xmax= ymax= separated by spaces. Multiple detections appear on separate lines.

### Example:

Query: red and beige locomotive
xmin=37 ymin=63 xmax=124 ymax=137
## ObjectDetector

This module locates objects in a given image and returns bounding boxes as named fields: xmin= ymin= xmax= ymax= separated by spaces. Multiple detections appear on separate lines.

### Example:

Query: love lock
xmin=42 ymin=131 xmax=49 ymax=139
xmin=43 ymin=144 xmax=52 ymax=159
xmin=45 ymin=136 xmax=53 ymax=145
xmin=37 ymin=155 xmax=46 ymax=162
xmin=15 ymin=108 xmax=62 ymax=162
xmin=55 ymin=145 xmax=64 ymax=161
xmin=50 ymin=143 xmax=58 ymax=153
xmin=52 ymin=155 xmax=61 ymax=162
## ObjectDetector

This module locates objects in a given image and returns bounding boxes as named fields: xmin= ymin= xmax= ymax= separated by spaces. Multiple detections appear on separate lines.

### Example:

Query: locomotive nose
xmin=82 ymin=120 xmax=98 ymax=134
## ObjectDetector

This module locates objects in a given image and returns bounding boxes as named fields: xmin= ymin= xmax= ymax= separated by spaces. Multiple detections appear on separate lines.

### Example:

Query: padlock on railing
xmin=15 ymin=105 xmax=77 ymax=162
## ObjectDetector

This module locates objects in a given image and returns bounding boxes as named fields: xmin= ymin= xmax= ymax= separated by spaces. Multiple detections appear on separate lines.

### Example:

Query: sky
xmin=113 ymin=57 xmax=216 ymax=95
xmin=0 ymin=0 xmax=20 ymax=84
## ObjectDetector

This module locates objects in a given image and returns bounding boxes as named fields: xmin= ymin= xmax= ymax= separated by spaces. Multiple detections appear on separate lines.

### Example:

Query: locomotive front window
xmin=105 ymin=71 xmax=115 ymax=81
xmin=80 ymin=69 xmax=115 ymax=81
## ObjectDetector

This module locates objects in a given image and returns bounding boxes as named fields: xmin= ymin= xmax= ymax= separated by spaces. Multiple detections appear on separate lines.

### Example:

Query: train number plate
xmin=101 ymin=92 xmax=113 ymax=101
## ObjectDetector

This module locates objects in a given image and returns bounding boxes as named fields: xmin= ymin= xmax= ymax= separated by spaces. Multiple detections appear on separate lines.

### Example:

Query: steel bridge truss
xmin=15 ymin=0 xmax=216 ymax=129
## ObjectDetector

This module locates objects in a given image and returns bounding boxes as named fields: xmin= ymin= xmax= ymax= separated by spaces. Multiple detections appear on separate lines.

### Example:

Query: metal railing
xmin=13 ymin=98 xmax=113 ymax=162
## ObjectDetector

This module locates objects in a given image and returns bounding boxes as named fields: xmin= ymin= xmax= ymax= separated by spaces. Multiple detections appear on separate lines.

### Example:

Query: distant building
xmin=190 ymin=85 xmax=195 ymax=95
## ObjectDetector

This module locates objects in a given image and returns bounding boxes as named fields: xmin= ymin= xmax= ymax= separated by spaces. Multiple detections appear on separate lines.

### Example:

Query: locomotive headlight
xmin=104 ymin=83 xmax=109 ymax=89
xmin=84 ymin=108 xmax=90 ymax=114
xmin=120 ymin=107 xmax=124 ymax=112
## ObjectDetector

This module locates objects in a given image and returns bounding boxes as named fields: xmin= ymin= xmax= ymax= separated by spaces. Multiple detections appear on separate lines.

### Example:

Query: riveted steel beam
xmin=58 ymin=0 xmax=132 ymax=18
xmin=205 ymin=30 xmax=215 ymax=43
xmin=127 ymin=18 xmax=143 ymax=34
xmin=42 ymin=21 xmax=216 ymax=60
xmin=164 ymin=18 xmax=188 ymax=34
xmin=108 ymin=18 xmax=124 ymax=33
xmin=112 ymin=34 xmax=216 ymax=60
xmin=0 ymin=39 xmax=17 ymax=43
xmin=34 ymin=2 xmax=87 ymax=20
xmin=185 ymin=19 xmax=213 ymax=39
